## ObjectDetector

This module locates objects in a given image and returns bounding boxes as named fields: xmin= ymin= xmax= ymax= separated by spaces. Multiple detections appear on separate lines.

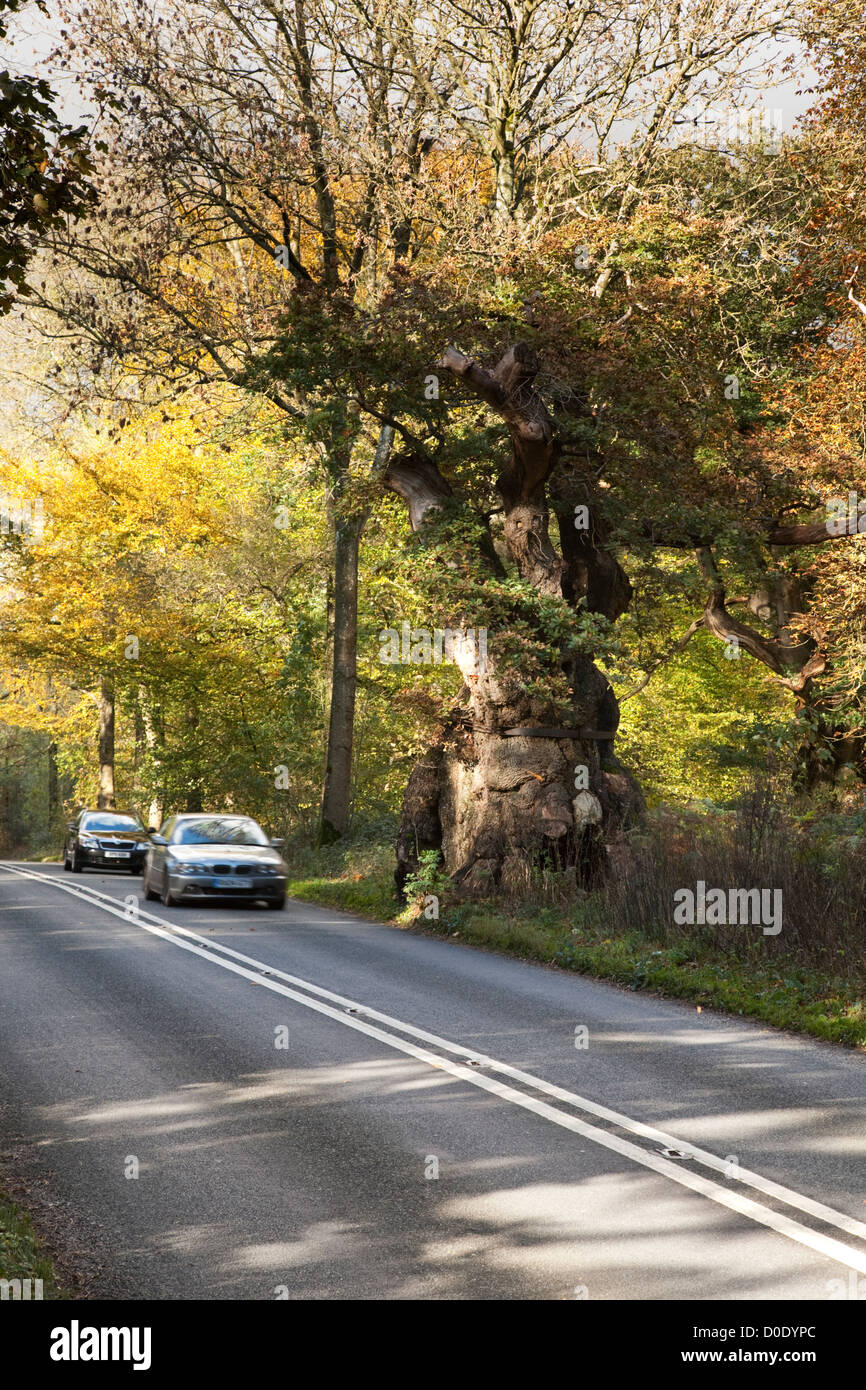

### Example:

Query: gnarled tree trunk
xmin=388 ymin=342 xmax=643 ymax=899
xmin=696 ymin=549 xmax=866 ymax=788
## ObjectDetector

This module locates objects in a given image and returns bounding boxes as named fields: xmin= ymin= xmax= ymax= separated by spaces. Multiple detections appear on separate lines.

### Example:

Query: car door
xmin=146 ymin=816 xmax=174 ymax=887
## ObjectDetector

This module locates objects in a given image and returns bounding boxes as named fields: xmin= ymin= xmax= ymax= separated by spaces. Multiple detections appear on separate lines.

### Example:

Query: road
xmin=0 ymin=861 xmax=864 ymax=1301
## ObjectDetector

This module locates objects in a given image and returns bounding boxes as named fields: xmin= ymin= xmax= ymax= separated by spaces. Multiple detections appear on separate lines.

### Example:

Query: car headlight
xmin=79 ymin=835 xmax=98 ymax=847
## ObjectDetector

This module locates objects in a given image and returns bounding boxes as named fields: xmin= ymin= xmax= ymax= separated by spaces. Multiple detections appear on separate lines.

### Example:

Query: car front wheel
xmin=160 ymin=871 xmax=179 ymax=907
xmin=71 ymin=849 xmax=83 ymax=873
xmin=143 ymin=870 xmax=159 ymax=902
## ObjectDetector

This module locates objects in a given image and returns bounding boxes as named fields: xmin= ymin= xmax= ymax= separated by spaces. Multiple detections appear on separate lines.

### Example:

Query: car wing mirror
xmin=147 ymin=827 xmax=158 ymax=835
xmin=150 ymin=834 xmax=168 ymax=846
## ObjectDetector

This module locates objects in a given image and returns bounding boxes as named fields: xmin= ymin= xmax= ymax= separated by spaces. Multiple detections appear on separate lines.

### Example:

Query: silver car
xmin=143 ymin=814 xmax=288 ymax=909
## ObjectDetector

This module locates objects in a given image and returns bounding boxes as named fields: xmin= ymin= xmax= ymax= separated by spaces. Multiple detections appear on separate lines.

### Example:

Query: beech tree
xmin=37 ymin=0 xmax=439 ymax=840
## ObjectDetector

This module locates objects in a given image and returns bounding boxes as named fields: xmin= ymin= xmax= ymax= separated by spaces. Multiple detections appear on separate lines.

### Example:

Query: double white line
xmin=5 ymin=861 xmax=866 ymax=1281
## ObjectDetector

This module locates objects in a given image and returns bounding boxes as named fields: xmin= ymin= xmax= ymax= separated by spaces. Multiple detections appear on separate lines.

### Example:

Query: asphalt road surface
xmin=1 ymin=861 xmax=865 ymax=1301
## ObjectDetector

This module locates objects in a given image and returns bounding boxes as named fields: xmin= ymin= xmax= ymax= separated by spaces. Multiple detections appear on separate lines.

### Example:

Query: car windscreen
xmin=81 ymin=815 xmax=143 ymax=832
xmin=171 ymin=818 xmax=270 ymax=846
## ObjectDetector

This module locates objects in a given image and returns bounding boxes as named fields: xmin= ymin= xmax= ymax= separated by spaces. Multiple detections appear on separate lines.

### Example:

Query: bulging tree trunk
xmin=395 ymin=655 xmax=643 ymax=900
xmin=388 ymin=341 xmax=643 ymax=899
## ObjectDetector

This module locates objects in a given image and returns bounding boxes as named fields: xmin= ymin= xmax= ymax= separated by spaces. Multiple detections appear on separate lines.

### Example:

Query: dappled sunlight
xmin=600 ymin=1026 xmax=769 ymax=1048
xmin=231 ymin=1224 xmax=362 ymax=1271
xmin=11 ymin=1033 xmax=861 ymax=1298
xmin=426 ymin=1172 xmax=842 ymax=1299
xmin=214 ymin=1165 xmax=840 ymax=1301
xmin=650 ymin=1107 xmax=845 ymax=1146
xmin=70 ymin=1097 xmax=204 ymax=1125
xmin=44 ymin=1058 xmax=463 ymax=1145
xmin=149 ymin=1223 xmax=236 ymax=1257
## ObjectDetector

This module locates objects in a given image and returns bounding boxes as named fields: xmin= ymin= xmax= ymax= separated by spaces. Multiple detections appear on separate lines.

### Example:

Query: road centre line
xmin=11 ymin=865 xmax=866 ymax=1244
xmin=4 ymin=862 xmax=866 ymax=1278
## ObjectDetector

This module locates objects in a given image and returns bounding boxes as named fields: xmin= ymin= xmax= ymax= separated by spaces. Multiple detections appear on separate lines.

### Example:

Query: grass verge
xmin=285 ymin=839 xmax=866 ymax=1050
xmin=0 ymin=1190 xmax=66 ymax=1298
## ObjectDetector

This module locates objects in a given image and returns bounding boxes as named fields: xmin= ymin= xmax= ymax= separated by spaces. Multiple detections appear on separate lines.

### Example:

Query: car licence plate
xmin=105 ymin=851 xmax=130 ymax=858
xmin=212 ymin=875 xmax=238 ymax=887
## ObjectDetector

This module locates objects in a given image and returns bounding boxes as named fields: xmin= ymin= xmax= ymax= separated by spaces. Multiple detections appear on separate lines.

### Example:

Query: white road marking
xmin=4 ymin=862 xmax=866 ymax=1278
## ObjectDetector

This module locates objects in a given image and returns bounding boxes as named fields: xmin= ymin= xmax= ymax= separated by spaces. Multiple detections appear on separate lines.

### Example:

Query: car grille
xmin=210 ymin=863 xmax=254 ymax=875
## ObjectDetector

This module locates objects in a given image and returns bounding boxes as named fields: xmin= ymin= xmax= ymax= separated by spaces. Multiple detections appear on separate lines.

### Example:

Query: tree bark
xmin=695 ymin=550 xmax=866 ymax=787
xmin=389 ymin=342 xmax=643 ymax=899
xmin=47 ymin=739 xmax=58 ymax=826
xmin=318 ymin=509 xmax=364 ymax=845
xmin=184 ymin=702 xmax=203 ymax=812
xmin=137 ymin=688 xmax=162 ymax=828
xmin=97 ymin=675 xmax=116 ymax=809
xmin=318 ymin=424 xmax=394 ymax=846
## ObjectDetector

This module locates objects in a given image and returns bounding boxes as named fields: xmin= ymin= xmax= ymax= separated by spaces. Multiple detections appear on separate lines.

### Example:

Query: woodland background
xmin=1 ymin=0 xmax=865 ymax=1038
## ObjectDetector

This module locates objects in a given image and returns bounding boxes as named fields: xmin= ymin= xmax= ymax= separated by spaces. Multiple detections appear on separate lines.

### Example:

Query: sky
xmin=1 ymin=1 xmax=821 ymax=136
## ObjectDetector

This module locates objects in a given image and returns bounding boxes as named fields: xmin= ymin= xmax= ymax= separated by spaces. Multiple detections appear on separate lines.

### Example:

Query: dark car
xmin=63 ymin=811 xmax=154 ymax=875
xmin=142 ymin=813 xmax=288 ymax=908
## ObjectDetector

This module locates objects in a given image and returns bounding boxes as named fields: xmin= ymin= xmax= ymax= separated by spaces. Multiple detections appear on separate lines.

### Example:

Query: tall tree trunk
xmin=97 ymin=676 xmax=116 ymax=809
xmin=47 ymin=680 xmax=59 ymax=828
xmin=136 ymin=688 xmax=163 ymax=827
xmin=318 ymin=510 xmax=364 ymax=845
xmin=184 ymin=703 xmax=202 ymax=812
xmin=47 ymin=739 xmax=58 ymax=825
xmin=318 ymin=424 xmax=394 ymax=846
xmin=0 ymin=733 xmax=10 ymax=850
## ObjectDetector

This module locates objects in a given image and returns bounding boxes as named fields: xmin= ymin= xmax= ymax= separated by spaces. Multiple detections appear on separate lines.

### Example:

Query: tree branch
xmin=620 ymin=617 xmax=706 ymax=701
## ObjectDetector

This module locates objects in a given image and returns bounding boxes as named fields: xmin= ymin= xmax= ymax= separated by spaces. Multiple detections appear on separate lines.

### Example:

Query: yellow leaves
xmin=0 ymin=396 xmax=276 ymax=686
